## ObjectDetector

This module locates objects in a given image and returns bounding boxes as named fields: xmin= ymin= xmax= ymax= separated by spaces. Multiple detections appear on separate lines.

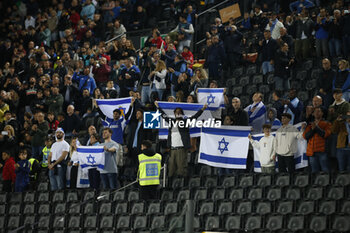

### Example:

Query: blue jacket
xmin=289 ymin=0 xmax=315 ymax=13
xmin=333 ymin=69 xmax=350 ymax=92
xmin=315 ymin=17 xmax=329 ymax=39
xmin=72 ymin=72 xmax=97 ymax=95
xmin=207 ymin=41 xmax=226 ymax=64
xmin=15 ymin=160 xmax=30 ymax=187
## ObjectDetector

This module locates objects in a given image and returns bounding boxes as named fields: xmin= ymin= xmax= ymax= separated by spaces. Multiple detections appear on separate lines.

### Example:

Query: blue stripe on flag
xmin=96 ymin=98 xmax=131 ymax=105
xmin=254 ymin=161 xmax=261 ymax=168
xmin=203 ymin=128 xmax=250 ymax=137
xmin=190 ymin=127 xmax=201 ymax=134
xmin=81 ymin=164 xmax=105 ymax=169
xmin=249 ymin=106 xmax=266 ymax=123
xmin=197 ymin=89 xmax=224 ymax=93
xmin=200 ymin=153 xmax=247 ymax=165
xmin=158 ymin=102 xmax=203 ymax=111
xmin=77 ymin=148 xmax=104 ymax=153
xmin=159 ymin=128 xmax=168 ymax=135
xmin=80 ymin=179 xmax=89 ymax=184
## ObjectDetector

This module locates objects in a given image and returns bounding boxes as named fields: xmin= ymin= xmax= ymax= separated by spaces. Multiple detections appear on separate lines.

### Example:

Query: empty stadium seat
xmin=113 ymin=190 xmax=126 ymax=201
xmin=188 ymin=177 xmax=201 ymax=188
xmin=37 ymin=182 xmax=49 ymax=191
xmin=319 ymin=200 xmax=336 ymax=215
xmin=116 ymin=215 xmax=131 ymax=229
xmin=99 ymin=202 xmax=112 ymax=214
xmin=199 ymin=166 xmax=212 ymax=176
xmin=52 ymin=215 xmax=65 ymax=228
xmin=128 ymin=190 xmax=139 ymax=202
xmin=211 ymin=188 xmax=225 ymax=201
xmin=221 ymin=176 xmax=236 ymax=188
xmin=245 ymin=215 xmax=261 ymax=231
xmin=24 ymin=192 xmax=35 ymax=203
xmin=229 ymin=188 xmax=244 ymax=201
xmin=66 ymin=191 xmax=79 ymax=202
xmin=217 ymin=200 xmax=232 ymax=216
xmin=68 ymin=215 xmax=81 ymax=228
xmin=239 ymin=174 xmax=253 ymax=187
xmin=267 ymin=73 xmax=275 ymax=84
xmin=83 ymin=202 xmax=96 ymax=214
xmin=52 ymin=191 xmax=65 ymax=203
xmin=205 ymin=215 xmax=220 ymax=231
xmin=168 ymin=214 xmax=184 ymax=229
xmin=37 ymin=214 xmax=51 ymax=229
xmin=313 ymin=172 xmax=330 ymax=186
xmin=160 ymin=189 xmax=173 ymax=201
xmin=147 ymin=202 xmax=161 ymax=215
xmin=232 ymin=86 xmax=243 ymax=96
xmin=285 ymin=187 xmax=301 ymax=200
xmin=296 ymin=70 xmax=307 ymax=80
xmin=99 ymin=214 xmax=114 ymax=229
xmin=98 ymin=190 xmax=111 ymax=201
xmin=246 ymin=85 xmax=257 ymax=96
xmin=131 ymin=201 xmax=145 ymax=215
xmin=84 ymin=214 xmax=98 ymax=228
xmin=246 ymin=65 xmax=257 ymax=75
xmin=340 ymin=199 xmax=350 ymax=214
xmin=37 ymin=203 xmax=50 ymax=214
xmin=23 ymin=203 xmax=35 ymax=214
xmin=7 ymin=215 xmax=20 ymax=229
xmin=226 ymin=78 xmax=236 ymax=87
xmin=37 ymin=191 xmax=50 ymax=202
xmin=204 ymin=176 xmax=217 ymax=188
xmin=84 ymin=190 xmax=95 ymax=201
xmin=176 ymin=189 xmax=190 ymax=202
xmin=133 ymin=215 xmax=148 ymax=229
xmin=276 ymin=200 xmax=294 ymax=215
xmin=233 ymin=67 xmax=244 ymax=77
xmin=252 ymin=74 xmax=263 ymax=84
xmin=258 ymin=84 xmax=270 ymax=94
xmin=171 ymin=177 xmax=184 ymax=190
xmin=151 ymin=215 xmax=165 ymax=229
xmin=236 ymin=201 xmax=252 ymax=214
xmin=309 ymin=215 xmax=327 ymax=232
xmin=265 ymin=214 xmax=283 ymax=231
xmin=255 ymin=201 xmax=271 ymax=215
xmin=115 ymin=202 xmax=128 ymax=215
xmin=224 ymin=215 xmax=241 ymax=230
xmin=53 ymin=202 xmax=66 ymax=214
xmin=303 ymin=60 xmax=313 ymax=70
xmin=247 ymin=188 xmax=263 ymax=200
xmin=193 ymin=188 xmax=208 ymax=201
xmin=68 ymin=202 xmax=81 ymax=214
xmin=8 ymin=203 xmax=21 ymax=215
xmin=274 ymin=174 xmax=290 ymax=187
xmin=311 ymin=68 xmax=321 ymax=79
xmin=306 ymin=186 xmax=323 ymax=200
xmin=199 ymin=201 xmax=214 ymax=216
xmin=0 ymin=216 xmax=4 ymax=229
xmin=298 ymin=91 xmax=309 ymax=103
xmin=256 ymin=174 xmax=272 ymax=187
xmin=23 ymin=214 xmax=36 ymax=226
xmin=266 ymin=187 xmax=282 ymax=201
xmin=239 ymin=76 xmax=250 ymax=86
xmin=297 ymin=200 xmax=315 ymax=215
xmin=327 ymin=186 xmax=344 ymax=200
xmin=306 ymin=79 xmax=317 ymax=90
xmin=332 ymin=215 xmax=350 ymax=232
xmin=164 ymin=202 xmax=178 ymax=215
xmin=287 ymin=215 xmax=304 ymax=231
xmin=334 ymin=173 xmax=350 ymax=186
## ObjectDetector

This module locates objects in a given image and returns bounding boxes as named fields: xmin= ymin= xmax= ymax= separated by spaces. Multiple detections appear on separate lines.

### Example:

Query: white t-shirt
xmin=50 ymin=140 xmax=70 ymax=167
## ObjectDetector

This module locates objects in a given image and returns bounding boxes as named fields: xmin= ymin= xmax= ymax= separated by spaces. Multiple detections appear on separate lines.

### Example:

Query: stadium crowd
xmin=0 ymin=0 xmax=350 ymax=192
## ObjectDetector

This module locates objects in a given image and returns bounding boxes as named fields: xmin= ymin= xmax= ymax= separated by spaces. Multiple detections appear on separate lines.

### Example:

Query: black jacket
xmin=274 ymin=50 xmax=291 ymax=78
xmin=158 ymin=107 xmax=204 ymax=149
xmin=223 ymin=29 xmax=243 ymax=54
xmin=295 ymin=18 xmax=314 ymax=39
xmin=260 ymin=38 xmax=277 ymax=62
xmin=226 ymin=108 xmax=249 ymax=126
xmin=317 ymin=68 xmax=335 ymax=94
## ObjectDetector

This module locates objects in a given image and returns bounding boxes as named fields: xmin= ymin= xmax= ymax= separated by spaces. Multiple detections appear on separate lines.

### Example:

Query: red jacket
xmin=92 ymin=64 xmax=111 ymax=84
xmin=2 ymin=157 xmax=16 ymax=183
xmin=151 ymin=37 xmax=165 ymax=49
xmin=181 ymin=51 xmax=194 ymax=68
xmin=303 ymin=121 xmax=332 ymax=156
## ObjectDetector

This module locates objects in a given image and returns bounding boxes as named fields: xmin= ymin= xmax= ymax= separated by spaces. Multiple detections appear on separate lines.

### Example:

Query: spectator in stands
xmin=181 ymin=46 xmax=194 ymax=68
xmin=42 ymin=135 xmax=54 ymax=169
xmin=266 ymin=107 xmax=282 ymax=131
xmin=333 ymin=59 xmax=350 ymax=101
xmin=60 ymin=105 xmax=81 ymax=138
xmin=241 ymin=12 xmax=252 ymax=31
xmin=171 ymin=14 xmax=194 ymax=52
xmin=289 ymin=0 xmax=315 ymax=13
xmin=283 ymin=88 xmax=304 ymax=124
xmin=31 ymin=112 xmax=49 ymax=160
xmin=100 ymin=127 xmax=119 ymax=189
xmin=72 ymin=66 xmax=97 ymax=95
xmin=315 ymin=8 xmax=330 ymax=58
xmin=278 ymin=27 xmax=294 ymax=55
xmin=0 ymin=97 xmax=10 ymax=123
xmin=342 ymin=9 xmax=350 ymax=59
xmin=1 ymin=125 xmax=18 ymax=159
xmin=118 ymin=57 xmax=141 ymax=97
xmin=245 ymin=92 xmax=266 ymax=133
xmin=303 ymin=107 xmax=332 ymax=173
xmin=274 ymin=113 xmax=306 ymax=173
xmin=131 ymin=5 xmax=147 ymax=30
xmin=251 ymin=5 xmax=269 ymax=32
xmin=318 ymin=58 xmax=335 ymax=108
xmin=110 ymin=19 xmax=127 ymax=40
xmin=149 ymin=60 xmax=167 ymax=101
xmin=249 ymin=124 xmax=276 ymax=173
xmin=265 ymin=12 xmax=284 ymax=40
xmin=223 ymin=24 xmax=243 ymax=75
xmin=259 ymin=29 xmax=277 ymax=75
xmin=0 ymin=151 xmax=16 ymax=192
xmin=168 ymin=54 xmax=187 ymax=97
xmin=80 ymin=0 xmax=95 ymax=21
xmin=328 ymin=88 xmax=350 ymax=122
xmin=303 ymin=95 xmax=324 ymax=124
xmin=205 ymin=35 xmax=225 ymax=82
xmin=294 ymin=9 xmax=314 ymax=60
xmin=138 ymin=140 xmax=162 ymax=200
xmin=46 ymin=86 xmax=64 ymax=117
xmin=274 ymin=42 xmax=294 ymax=91
xmin=226 ymin=97 xmax=249 ymax=126
xmin=14 ymin=149 xmax=30 ymax=192
xmin=332 ymin=111 xmax=350 ymax=171
xmin=48 ymin=128 xmax=69 ymax=191
xmin=92 ymin=57 xmax=111 ymax=88
xmin=1 ymin=111 xmax=18 ymax=133
xmin=87 ymin=132 xmax=101 ymax=189
xmin=328 ymin=9 xmax=343 ymax=57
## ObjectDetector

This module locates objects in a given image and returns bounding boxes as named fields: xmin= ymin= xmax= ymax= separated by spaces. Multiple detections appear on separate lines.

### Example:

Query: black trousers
xmin=139 ymin=185 xmax=159 ymax=201
xmin=2 ymin=180 xmax=12 ymax=192
xmin=277 ymin=154 xmax=295 ymax=173
xmin=70 ymin=166 xmax=78 ymax=189
xmin=88 ymin=168 xmax=101 ymax=189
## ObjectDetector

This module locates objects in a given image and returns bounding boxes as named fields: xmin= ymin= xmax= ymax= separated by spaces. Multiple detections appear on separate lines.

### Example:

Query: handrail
xmin=104 ymin=32 xmax=126 ymax=44
xmin=197 ymin=0 xmax=231 ymax=17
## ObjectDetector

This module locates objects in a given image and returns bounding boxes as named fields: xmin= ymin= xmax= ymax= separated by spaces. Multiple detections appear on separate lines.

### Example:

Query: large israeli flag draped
xmin=253 ymin=122 xmax=308 ymax=172
xmin=96 ymin=97 xmax=132 ymax=119
xmin=198 ymin=126 xmax=251 ymax=169
xmin=77 ymin=146 xmax=105 ymax=171
xmin=244 ymin=102 xmax=266 ymax=132
xmin=157 ymin=101 xmax=214 ymax=140
xmin=197 ymin=88 xmax=225 ymax=110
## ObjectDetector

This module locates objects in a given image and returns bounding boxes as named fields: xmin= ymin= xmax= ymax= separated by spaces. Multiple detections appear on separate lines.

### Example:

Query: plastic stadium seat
xmin=52 ymin=215 xmax=65 ymax=228
xmin=171 ymin=177 xmax=184 ymax=190
xmin=128 ymin=190 xmax=139 ymax=202
xmin=99 ymin=202 xmax=112 ymax=214
xmin=7 ymin=215 xmax=20 ymax=229
xmin=233 ymin=67 xmax=244 ymax=77
xmin=296 ymin=70 xmax=307 ymax=80
xmin=37 ymin=214 xmax=51 ymax=229
xmin=256 ymin=174 xmax=272 ymax=187
xmin=327 ymin=186 xmax=344 ymax=200
xmin=311 ymin=68 xmax=321 ymax=79
xmin=98 ymin=190 xmax=111 ymax=201
xmin=99 ymin=214 xmax=114 ymax=229
xmin=341 ymin=200 xmax=350 ymax=214
xmin=226 ymin=78 xmax=236 ymax=87
xmin=84 ymin=190 xmax=95 ymax=201
xmin=194 ymin=188 xmax=208 ymax=201
xmin=298 ymin=91 xmax=309 ymax=103
xmin=37 ymin=191 xmax=50 ymax=202
xmin=0 ymin=204 xmax=5 ymax=215
xmin=285 ymin=187 xmax=301 ymax=200
xmin=133 ymin=215 xmax=148 ymax=229
xmin=334 ymin=173 xmax=350 ymax=186
xmin=313 ymin=173 xmax=330 ymax=186
xmin=239 ymin=76 xmax=250 ymax=86
xmin=276 ymin=200 xmax=294 ymax=215
xmin=239 ymin=174 xmax=253 ymax=187
xmin=247 ymin=188 xmax=263 ymax=200
xmin=259 ymin=84 xmax=270 ymax=94
xmin=266 ymin=187 xmax=282 ymax=201
xmin=117 ymin=215 xmax=131 ymax=229
xmin=267 ymin=73 xmax=275 ymax=84
xmin=319 ymin=200 xmax=336 ymax=215
xmin=332 ymin=215 xmax=350 ymax=232
xmin=168 ymin=214 xmax=184 ymax=229
xmin=84 ymin=215 xmax=97 ymax=228
xmin=176 ymin=189 xmax=190 ymax=202
xmin=68 ymin=215 xmax=81 ymax=228
xmin=246 ymin=85 xmax=257 ymax=96
xmin=115 ymin=202 xmax=128 ymax=215
xmin=199 ymin=201 xmax=214 ymax=216
xmin=232 ymin=86 xmax=243 ymax=96
xmin=218 ymin=200 xmax=232 ymax=215
xmin=253 ymin=75 xmax=263 ymax=85
xmin=83 ymin=202 xmax=96 ymax=214
xmin=54 ymin=202 xmax=66 ymax=214
xmin=68 ymin=202 xmax=81 ymax=214
xmin=306 ymin=186 xmax=323 ymax=200
xmin=199 ymin=166 xmax=212 ymax=176
xmin=274 ymin=174 xmax=290 ymax=187
xmin=303 ymin=59 xmax=313 ymax=70
xmin=265 ymin=215 xmax=283 ymax=231
xmin=229 ymin=188 xmax=244 ymax=201
xmin=37 ymin=182 xmax=49 ymax=191
xmin=8 ymin=203 xmax=21 ymax=215
xmin=255 ymin=201 xmax=271 ymax=215
xmin=290 ymin=80 xmax=302 ymax=90
xmin=236 ymin=201 xmax=252 ymax=214
xmin=147 ymin=202 xmax=161 ymax=215
xmin=131 ymin=201 xmax=145 ymax=215
xmin=113 ymin=190 xmax=126 ymax=201
xmin=151 ymin=215 xmax=165 ymax=229
xmin=245 ymin=215 xmax=261 ymax=231
xmin=0 ymin=216 xmax=4 ymax=229
xmin=23 ymin=214 xmax=36 ymax=226
xmin=246 ymin=65 xmax=257 ymax=75
xmin=204 ymin=176 xmax=217 ymax=188
xmin=287 ymin=215 xmax=304 ymax=231
xmin=205 ymin=216 xmax=220 ymax=230
xmin=23 ymin=203 xmax=35 ymax=214
xmin=224 ymin=215 xmax=241 ymax=230
xmin=0 ymin=192 xmax=7 ymax=203
xmin=306 ymin=79 xmax=317 ymax=91
xmin=24 ymin=192 xmax=35 ymax=203
xmin=309 ymin=215 xmax=327 ymax=232
xmin=188 ymin=177 xmax=201 ymax=188
xmin=164 ymin=202 xmax=178 ymax=215
xmin=66 ymin=191 xmax=79 ymax=202
xmin=160 ymin=189 xmax=173 ymax=201
xmin=221 ymin=176 xmax=236 ymax=188
xmin=211 ymin=188 xmax=225 ymax=201
xmin=37 ymin=203 xmax=50 ymax=214
xmin=240 ymin=95 xmax=250 ymax=108
xmin=52 ymin=191 xmax=65 ymax=202
xmin=297 ymin=200 xmax=315 ymax=215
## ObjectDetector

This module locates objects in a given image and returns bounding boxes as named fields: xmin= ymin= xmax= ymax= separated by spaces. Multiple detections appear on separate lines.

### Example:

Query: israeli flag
xmin=198 ymin=126 xmax=251 ymax=169
xmin=244 ymin=102 xmax=266 ymax=132
xmin=77 ymin=146 xmax=105 ymax=171
xmin=253 ymin=122 xmax=308 ymax=172
xmin=96 ymin=97 xmax=132 ymax=119
xmin=197 ymin=88 xmax=225 ymax=110
xmin=158 ymin=127 xmax=201 ymax=140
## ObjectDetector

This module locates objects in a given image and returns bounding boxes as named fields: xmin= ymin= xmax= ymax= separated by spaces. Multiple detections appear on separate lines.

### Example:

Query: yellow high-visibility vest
xmin=41 ymin=146 xmax=50 ymax=167
xmin=138 ymin=153 xmax=161 ymax=186
xmin=28 ymin=158 xmax=39 ymax=179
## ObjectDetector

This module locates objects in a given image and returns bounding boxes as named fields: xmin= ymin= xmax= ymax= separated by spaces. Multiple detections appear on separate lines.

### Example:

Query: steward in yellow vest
xmin=138 ymin=140 xmax=162 ymax=200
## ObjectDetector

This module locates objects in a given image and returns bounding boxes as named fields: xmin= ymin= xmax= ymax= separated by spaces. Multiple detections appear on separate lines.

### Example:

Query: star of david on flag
xmin=207 ymin=94 xmax=216 ymax=105
xmin=197 ymin=88 xmax=225 ymax=111
xmin=77 ymin=146 xmax=105 ymax=171
xmin=218 ymin=137 xmax=229 ymax=154
xmin=86 ymin=154 xmax=96 ymax=164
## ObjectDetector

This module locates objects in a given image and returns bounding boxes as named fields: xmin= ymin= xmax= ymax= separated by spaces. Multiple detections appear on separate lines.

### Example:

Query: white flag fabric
xmin=197 ymin=88 xmax=225 ymax=110
xmin=244 ymin=101 xmax=266 ymax=133
xmin=96 ymin=97 xmax=132 ymax=119
xmin=253 ymin=122 xmax=308 ymax=172
xmin=77 ymin=146 xmax=105 ymax=171
xmin=158 ymin=127 xmax=201 ymax=140
xmin=198 ymin=126 xmax=251 ymax=169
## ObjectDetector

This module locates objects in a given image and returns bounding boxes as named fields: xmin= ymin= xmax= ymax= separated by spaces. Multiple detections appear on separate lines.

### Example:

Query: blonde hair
xmin=195 ymin=68 xmax=208 ymax=80
xmin=155 ymin=60 xmax=166 ymax=72
xmin=4 ymin=125 xmax=14 ymax=137
xmin=339 ymin=59 xmax=349 ymax=69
